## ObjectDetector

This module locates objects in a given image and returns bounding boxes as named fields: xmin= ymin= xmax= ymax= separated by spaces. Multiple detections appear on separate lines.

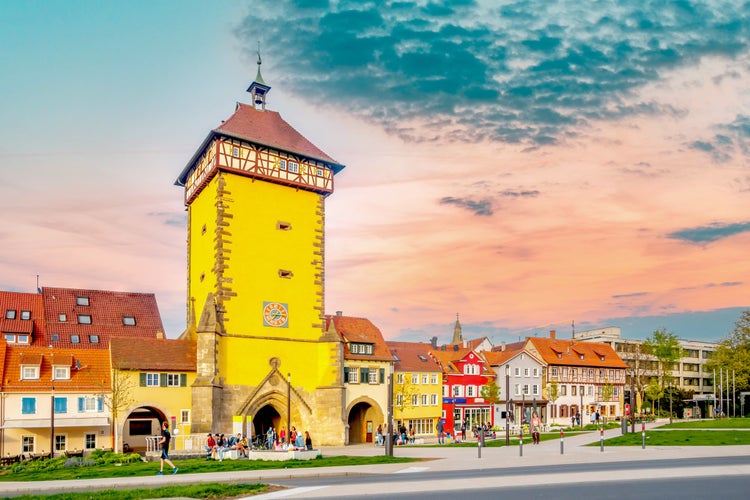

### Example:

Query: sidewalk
xmin=1 ymin=422 xmax=749 ymax=498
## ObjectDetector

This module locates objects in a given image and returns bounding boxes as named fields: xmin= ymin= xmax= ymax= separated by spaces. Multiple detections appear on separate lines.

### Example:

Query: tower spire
xmin=247 ymin=41 xmax=271 ymax=110
xmin=451 ymin=313 xmax=463 ymax=345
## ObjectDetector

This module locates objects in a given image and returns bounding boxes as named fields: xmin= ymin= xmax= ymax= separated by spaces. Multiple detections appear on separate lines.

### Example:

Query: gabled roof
xmin=1 ymin=344 xmax=111 ymax=392
xmin=41 ymin=287 xmax=165 ymax=349
xmin=327 ymin=314 xmax=394 ymax=362
xmin=443 ymin=337 xmax=489 ymax=352
xmin=429 ymin=348 xmax=494 ymax=376
xmin=0 ymin=291 xmax=45 ymax=340
xmin=110 ymin=338 xmax=196 ymax=371
xmin=177 ymin=103 xmax=345 ymax=185
xmin=386 ymin=341 xmax=442 ymax=372
xmin=525 ymin=337 xmax=627 ymax=369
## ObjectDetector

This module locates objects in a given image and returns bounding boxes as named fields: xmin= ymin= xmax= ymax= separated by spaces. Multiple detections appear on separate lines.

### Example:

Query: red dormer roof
xmin=327 ymin=314 xmax=394 ymax=363
xmin=0 ymin=291 xmax=45 ymax=343
xmin=386 ymin=341 xmax=442 ymax=372
xmin=41 ymin=287 xmax=165 ymax=349
xmin=525 ymin=337 xmax=627 ymax=369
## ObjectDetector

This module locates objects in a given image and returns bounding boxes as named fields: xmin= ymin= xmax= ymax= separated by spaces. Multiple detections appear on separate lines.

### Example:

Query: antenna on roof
xmin=36 ymin=274 xmax=41 ymax=294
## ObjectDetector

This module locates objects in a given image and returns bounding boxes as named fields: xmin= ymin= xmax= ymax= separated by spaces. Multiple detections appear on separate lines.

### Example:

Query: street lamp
xmin=287 ymin=373 xmax=291 ymax=447
xmin=505 ymin=365 xmax=510 ymax=446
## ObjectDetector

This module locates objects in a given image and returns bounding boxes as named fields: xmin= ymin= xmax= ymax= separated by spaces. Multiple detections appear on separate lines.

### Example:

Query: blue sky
xmin=1 ymin=0 xmax=749 ymax=345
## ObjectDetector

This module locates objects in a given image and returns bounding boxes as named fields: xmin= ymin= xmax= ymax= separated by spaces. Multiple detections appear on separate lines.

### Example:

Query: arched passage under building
xmin=121 ymin=405 xmax=168 ymax=453
xmin=252 ymin=404 xmax=281 ymax=447
xmin=347 ymin=399 xmax=383 ymax=444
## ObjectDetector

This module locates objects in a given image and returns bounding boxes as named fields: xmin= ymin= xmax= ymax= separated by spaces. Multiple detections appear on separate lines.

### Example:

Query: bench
xmin=0 ymin=455 xmax=21 ymax=466
xmin=64 ymin=450 xmax=84 ymax=458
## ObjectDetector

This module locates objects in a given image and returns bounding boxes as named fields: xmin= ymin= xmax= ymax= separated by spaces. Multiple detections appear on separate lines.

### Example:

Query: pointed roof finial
xmin=247 ymin=41 xmax=271 ymax=110
xmin=452 ymin=313 xmax=463 ymax=344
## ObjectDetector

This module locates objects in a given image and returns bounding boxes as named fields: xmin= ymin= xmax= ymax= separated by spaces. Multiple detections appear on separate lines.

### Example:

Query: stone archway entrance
xmin=347 ymin=401 xmax=380 ymax=444
xmin=252 ymin=404 xmax=281 ymax=447
xmin=122 ymin=406 xmax=167 ymax=453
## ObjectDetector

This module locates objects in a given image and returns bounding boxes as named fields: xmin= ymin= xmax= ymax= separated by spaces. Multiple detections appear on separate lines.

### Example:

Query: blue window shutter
xmin=97 ymin=397 xmax=103 ymax=412
xmin=54 ymin=397 xmax=67 ymax=414
xmin=78 ymin=397 xmax=84 ymax=412
xmin=22 ymin=397 xmax=35 ymax=414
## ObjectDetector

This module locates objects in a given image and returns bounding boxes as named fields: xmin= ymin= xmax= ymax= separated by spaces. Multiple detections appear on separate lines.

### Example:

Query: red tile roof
xmin=0 ymin=291 xmax=45 ymax=342
xmin=110 ymin=337 xmax=196 ymax=371
xmin=525 ymin=337 xmax=627 ymax=369
xmin=386 ymin=341 xmax=442 ymax=372
xmin=177 ymin=103 xmax=345 ymax=185
xmin=41 ymin=287 xmax=165 ymax=349
xmin=327 ymin=315 xmax=394 ymax=362
xmin=1 ymin=344 xmax=111 ymax=392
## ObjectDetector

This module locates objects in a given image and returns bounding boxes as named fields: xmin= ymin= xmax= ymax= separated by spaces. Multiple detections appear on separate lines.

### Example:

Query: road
xmin=255 ymin=455 xmax=750 ymax=499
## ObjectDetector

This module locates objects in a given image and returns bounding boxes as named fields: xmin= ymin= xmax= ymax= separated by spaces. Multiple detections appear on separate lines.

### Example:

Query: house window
xmin=288 ymin=161 xmax=299 ymax=173
xmin=22 ymin=436 xmax=35 ymax=453
xmin=422 ymin=394 xmax=429 ymax=406
xmin=411 ymin=374 xmax=418 ymax=384
xmin=4 ymin=334 xmax=15 ymax=343
xmin=411 ymin=394 xmax=419 ymax=406
xmin=89 ymin=335 xmax=99 ymax=344
xmin=22 ymin=397 xmax=36 ymax=414
xmin=522 ymin=384 xmax=529 ymax=395
xmin=431 ymin=394 xmax=438 ymax=405
xmin=368 ymin=369 xmax=378 ymax=384
xmin=397 ymin=373 xmax=404 ymax=384
xmin=76 ymin=296 xmax=89 ymax=306
xmin=514 ymin=384 xmax=520 ymax=396
xmin=588 ymin=386 xmax=593 ymax=396
xmin=514 ymin=367 xmax=520 ymax=376
xmin=533 ymin=384 xmax=539 ymax=395
xmin=452 ymin=385 xmax=460 ymax=397
xmin=22 ymin=366 xmax=40 ymax=380
xmin=533 ymin=368 xmax=539 ymax=377
xmin=278 ymin=269 xmax=293 ymax=278
xmin=551 ymin=367 xmax=558 ymax=377
xmin=422 ymin=374 xmax=428 ymax=384
xmin=167 ymin=373 xmax=181 ymax=387
xmin=396 ymin=394 xmax=404 ymax=407
xmin=348 ymin=369 xmax=359 ymax=384
xmin=17 ymin=334 xmax=29 ymax=344
xmin=55 ymin=435 xmax=66 ymax=451
xmin=20 ymin=310 xmax=31 ymax=320
xmin=467 ymin=386 xmax=475 ymax=397
xmin=560 ymin=385 xmax=567 ymax=396
xmin=53 ymin=366 xmax=70 ymax=380
xmin=59 ymin=313 xmax=67 ymax=322
xmin=122 ymin=316 xmax=136 ymax=326
xmin=276 ymin=221 xmax=292 ymax=231
xmin=146 ymin=373 xmax=160 ymax=387
xmin=524 ymin=368 xmax=530 ymax=376
xmin=85 ymin=433 xmax=96 ymax=449
xmin=279 ymin=159 xmax=287 ymax=170
xmin=51 ymin=334 xmax=59 ymax=342
xmin=71 ymin=335 xmax=80 ymax=344
xmin=180 ymin=410 xmax=190 ymax=424
xmin=232 ymin=146 xmax=240 ymax=157
xmin=572 ymin=385 xmax=577 ymax=396
xmin=430 ymin=374 xmax=438 ymax=384
xmin=5 ymin=309 xmax=16 ymax=319
xmin=79 ymin=396 xmax=102 ymax=412
xmin=54 ymin=397 xmax=67 ymax=414
xmin=77 ymin=314 xmax=92 ymax=324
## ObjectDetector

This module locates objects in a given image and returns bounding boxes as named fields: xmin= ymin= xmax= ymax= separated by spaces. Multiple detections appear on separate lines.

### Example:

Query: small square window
xmin=71 ymin=335 xmax=80 ymax=344
xmin=17 ymin=334 xmax=29 ymax=344
xmin=278 ymin=269 xmax=293 ymax=279
xmin=76 ymin=296 xmax=90 ymax=306
xmin=4 ymin=334 xmax=15 ymax=343
xmin=22 ymin=366 xmax=40 ymax=380
xmin=53 ymin=366 xmax=70 ymax=380
xmin=20 ymin=310 xmax=31 ymax=320
xmin=59 ymin=313 xmax=67 ymax=322
xmin=78 ymin=314 xmax=92 ymax=324
xmin=89 ymin=335 xmax=99 ymax=344
xmin=146 ymin=373 xmax=160 ymax=387
xmin=51 ymin=334 xmax=60 ymax=342
xmin=5 ymin=309 xmax=16 ymax=319
xmin=122 ymin=316 xmax=136 ymax=326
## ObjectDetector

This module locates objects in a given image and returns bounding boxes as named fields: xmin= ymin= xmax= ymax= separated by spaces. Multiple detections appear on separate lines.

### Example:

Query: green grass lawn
xmin=0 ymin=454 xmax=414 ymax=482
xmin=13 ymin=482 xmax=268 ymax=500
xmin=602 ymin=429 xmax=750 ymax=446
xmin=659 ymin=418 xmax=750 ymax=429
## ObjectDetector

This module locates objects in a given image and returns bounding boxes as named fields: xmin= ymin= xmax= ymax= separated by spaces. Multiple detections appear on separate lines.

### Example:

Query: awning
xmin=1 ymin=417 xmax=110 ymax=429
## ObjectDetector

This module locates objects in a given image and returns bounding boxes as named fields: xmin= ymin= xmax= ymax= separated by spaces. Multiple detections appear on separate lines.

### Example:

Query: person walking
xmin=436 ymin=419 xmax=444 ymax=445
xmin=158 ymin=421 xmax=178 ymax=475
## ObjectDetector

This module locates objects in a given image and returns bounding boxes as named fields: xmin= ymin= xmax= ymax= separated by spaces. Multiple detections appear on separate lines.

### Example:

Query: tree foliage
xmin=643 ymin=328 xmax=683 ymax=390
xmin=706 ymin=309 xmax=750 ymax=392
xmin=99 ymin=366 xmax=134 ymax=454
xmin=546 ymin=380 xmax=559 ymax=404
xmin=480 ymin=379 xmax=501 ymax=405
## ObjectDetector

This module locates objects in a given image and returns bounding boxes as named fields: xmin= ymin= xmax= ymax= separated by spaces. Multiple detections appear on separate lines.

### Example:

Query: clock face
xmin=263 ymin=301 xmax=289 ymax=327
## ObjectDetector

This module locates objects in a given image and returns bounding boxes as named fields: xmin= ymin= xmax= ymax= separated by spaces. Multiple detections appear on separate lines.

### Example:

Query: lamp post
xmin=505 ymin=365 xmax=510 ymax=446
xmin=50 ymin=383 xmax=55 ymax=458
xmin=579 ymin=387 xmax=584 ymax=429
xmin=287 ymin=372 xmax=291 ymax=447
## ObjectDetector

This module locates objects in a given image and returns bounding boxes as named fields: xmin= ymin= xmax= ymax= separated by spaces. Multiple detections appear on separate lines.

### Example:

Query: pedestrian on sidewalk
xmin=158 ymin=421 xmax=178 ymax=475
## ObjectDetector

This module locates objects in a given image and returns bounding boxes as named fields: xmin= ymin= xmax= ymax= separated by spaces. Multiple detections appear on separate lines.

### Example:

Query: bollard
xmin=641 ymin=421 xmax=646 ymax=449
xmin=478 ymin=433 xmax=482 ymax=459
xmin=560 ymin=428 xmax=564 ymax=455
xmin=599 ymin=426 xmax=604 ymax=452
xmin=519 ymin=429 xmax=523 ymax=457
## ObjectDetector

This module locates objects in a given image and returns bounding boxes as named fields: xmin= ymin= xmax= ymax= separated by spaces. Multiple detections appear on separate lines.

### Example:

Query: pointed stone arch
xmin=345 ymin=396 xmax=384 ymax=445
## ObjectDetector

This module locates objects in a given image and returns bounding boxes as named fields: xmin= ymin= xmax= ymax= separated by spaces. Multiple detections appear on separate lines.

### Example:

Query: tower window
xmin=278 ymin=269 xmax=294 ymax=279
xmin=276 ymin=221 xmax=292 ymax=231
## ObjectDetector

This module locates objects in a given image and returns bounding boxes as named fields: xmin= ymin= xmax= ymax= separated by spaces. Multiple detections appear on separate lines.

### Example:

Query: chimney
xmin=336 ymin=311 xmax=343 ymax=316
xmin=430 ymin=336 xmax=438 ymax=349
xmin=441 ymin=345 xmax=446 ymax=351
xmin=501 ymin=341 xmax=506 ymax=352
xmin=550 ymin=330 xmax=556 ymax=340
xmin=453 ymin=344 xmax=458 ymax=351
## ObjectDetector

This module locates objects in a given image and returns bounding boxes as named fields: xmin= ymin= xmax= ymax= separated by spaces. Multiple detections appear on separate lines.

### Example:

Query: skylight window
xmin=5 ymin=309 xmax=16 ymax=319
xmin=78 ymin=314 xmax=92 ymax=324
xmin=76 ymin=296 xmax=90 ymax=306
xmin=122 ymin=316 xmax=136 ymax=326
xmin=20 ymin=310 xmax=31 ymax=320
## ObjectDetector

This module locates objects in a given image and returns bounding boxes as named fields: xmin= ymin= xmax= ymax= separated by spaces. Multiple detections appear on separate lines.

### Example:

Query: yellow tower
xmin=175 ymin=54 xmax=346 ymax=445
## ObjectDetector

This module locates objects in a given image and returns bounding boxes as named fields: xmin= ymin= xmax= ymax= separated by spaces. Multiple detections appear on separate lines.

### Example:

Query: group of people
xmin=265 ymin=426 xmax=313 ymax=451
xmin=205 ymin=432 xmax=249 ymax=460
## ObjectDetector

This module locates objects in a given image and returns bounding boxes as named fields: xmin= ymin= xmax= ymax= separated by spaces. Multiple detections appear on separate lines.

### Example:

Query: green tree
xmin=601 ymin=379 xmax=614 ymax=403
xmin=643 ymin=328 xmax=683 ymax=422
xmin=706 ymin=309 xmax=750 ymax=395
xmin=644 ymin=378 xmax=664 ymax=415
xmin=100 ymin=365 xmax=134 ymax=454
xmin=480 ymin=379 xmax=501 ymax=405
